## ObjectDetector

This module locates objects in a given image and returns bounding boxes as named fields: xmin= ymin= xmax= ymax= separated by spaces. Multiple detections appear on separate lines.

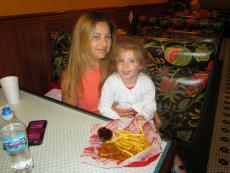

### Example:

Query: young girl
xmin=99 ymin=37 xmax=187 ymax=173
xmin=61 ymin=11 xmax=116 ymax=113
xmin=98 ymin=37 xmax=157 ymax=120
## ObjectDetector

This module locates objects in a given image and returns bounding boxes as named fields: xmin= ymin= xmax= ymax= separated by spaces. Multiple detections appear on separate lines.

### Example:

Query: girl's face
xmin=89 ymin=22 xmax=112 ymax=65
xmin=116 ymin=49 xmax=143 ymax=84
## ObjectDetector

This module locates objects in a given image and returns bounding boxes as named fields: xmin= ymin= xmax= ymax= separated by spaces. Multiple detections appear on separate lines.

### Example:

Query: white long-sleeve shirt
xmin=99 ymin=72 xmax=157 ymax=120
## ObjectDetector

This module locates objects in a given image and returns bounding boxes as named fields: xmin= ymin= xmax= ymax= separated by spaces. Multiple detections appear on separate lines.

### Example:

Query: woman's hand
xmin=135 ymin=115 xmax=145 ymax=121
xmin=112 ymin=103 xmax=133 ymax=118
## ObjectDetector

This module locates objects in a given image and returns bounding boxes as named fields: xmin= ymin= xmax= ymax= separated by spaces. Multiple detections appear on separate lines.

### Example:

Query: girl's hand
xmin=112 ymin=103 xmax=133 ymax=118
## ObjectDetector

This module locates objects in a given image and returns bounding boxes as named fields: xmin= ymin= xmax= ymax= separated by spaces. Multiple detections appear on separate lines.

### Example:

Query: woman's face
xmin=89 ymin=22 xmax=112 ymax=63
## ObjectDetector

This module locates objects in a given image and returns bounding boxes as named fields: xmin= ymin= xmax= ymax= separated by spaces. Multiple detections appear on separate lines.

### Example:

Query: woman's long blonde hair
xmin=61 ymin=11 xmax=116 ymax=101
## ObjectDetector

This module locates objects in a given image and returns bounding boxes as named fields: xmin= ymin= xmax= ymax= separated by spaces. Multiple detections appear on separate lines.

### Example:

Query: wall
xmin=200 ymin=0 xmax=230 ymax=9
xmin=0 ymin=0 xmax=168 ymax=16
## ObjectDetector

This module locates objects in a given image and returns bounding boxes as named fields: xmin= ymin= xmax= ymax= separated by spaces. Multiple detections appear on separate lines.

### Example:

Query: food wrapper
xmin=80 ymin=118 xmax=162 ymax=168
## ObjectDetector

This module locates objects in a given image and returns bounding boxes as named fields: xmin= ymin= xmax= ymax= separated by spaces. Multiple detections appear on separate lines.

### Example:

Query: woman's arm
xmin=60 ymin=71 xmax=77 ymax=106
xmin=61 ymin=93 xmax=77 ymax=106
xmin=112 ymin=103 xmax=133 ymax=118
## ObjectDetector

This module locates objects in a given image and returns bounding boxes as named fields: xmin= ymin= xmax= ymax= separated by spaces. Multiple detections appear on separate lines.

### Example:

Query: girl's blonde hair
xmin=112 ymin=37 xmax=147 ymax=72
xmin=61 ymin=11 xmax=116 ymax=100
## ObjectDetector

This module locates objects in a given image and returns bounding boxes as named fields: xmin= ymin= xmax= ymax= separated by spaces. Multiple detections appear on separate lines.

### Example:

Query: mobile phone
xmin=26 ymin=120 xmax=47 ymax=146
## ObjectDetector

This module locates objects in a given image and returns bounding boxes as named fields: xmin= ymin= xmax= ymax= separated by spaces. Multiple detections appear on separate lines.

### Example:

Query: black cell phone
xmin=26 ymin=120 xmax=47 ymax=146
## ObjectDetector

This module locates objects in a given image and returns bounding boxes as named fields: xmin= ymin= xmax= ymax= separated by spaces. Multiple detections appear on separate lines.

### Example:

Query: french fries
xmin=98 ymin=123 xmax=150 ymax=161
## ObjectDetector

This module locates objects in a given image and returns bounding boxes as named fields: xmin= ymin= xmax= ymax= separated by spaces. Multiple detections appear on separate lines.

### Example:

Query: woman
xmin=61 ymin=11 xmax=116 ymax=113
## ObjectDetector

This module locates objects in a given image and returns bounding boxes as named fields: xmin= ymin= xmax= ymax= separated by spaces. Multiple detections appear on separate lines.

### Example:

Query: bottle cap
xmin=2 ymin=106 xmax=13 ymax=120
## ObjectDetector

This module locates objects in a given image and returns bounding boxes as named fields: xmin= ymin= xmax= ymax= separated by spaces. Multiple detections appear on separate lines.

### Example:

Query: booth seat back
xmin=133 ymin=36 xmax=217 ymax=147
xmin=51 ymin=31 xmax=72 ymax=81
xmin=135 ymin=14 xmax=224 ymax=45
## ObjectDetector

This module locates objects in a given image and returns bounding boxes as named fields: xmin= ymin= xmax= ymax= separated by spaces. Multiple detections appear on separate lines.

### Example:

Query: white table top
xmin=0 ymin=90 xmax=171 ymax=173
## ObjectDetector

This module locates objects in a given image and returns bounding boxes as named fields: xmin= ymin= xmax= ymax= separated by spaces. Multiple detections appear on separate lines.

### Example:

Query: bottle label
xmin=1 ymin=132 xmax=28 ymax=152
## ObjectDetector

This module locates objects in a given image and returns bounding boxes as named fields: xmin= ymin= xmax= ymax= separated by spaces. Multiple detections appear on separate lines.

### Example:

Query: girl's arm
xmin=131 ymin=78 xmax=157 ymax=120
xmin=98 ymin=76 xmax=120 ymax=119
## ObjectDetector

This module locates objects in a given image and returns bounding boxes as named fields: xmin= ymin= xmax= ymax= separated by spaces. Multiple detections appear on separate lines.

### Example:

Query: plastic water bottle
xmin=0 ymin=106 xmax=34 ymax=172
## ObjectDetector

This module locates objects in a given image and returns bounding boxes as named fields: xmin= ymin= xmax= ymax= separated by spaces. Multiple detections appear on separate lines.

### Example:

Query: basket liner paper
xmin=80 ymin=118 xmax=162 ymax=168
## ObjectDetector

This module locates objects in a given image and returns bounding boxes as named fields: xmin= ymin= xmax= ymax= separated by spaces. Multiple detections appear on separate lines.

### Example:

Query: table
xmin=0 ymin=89 xmax=175 ymax=173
